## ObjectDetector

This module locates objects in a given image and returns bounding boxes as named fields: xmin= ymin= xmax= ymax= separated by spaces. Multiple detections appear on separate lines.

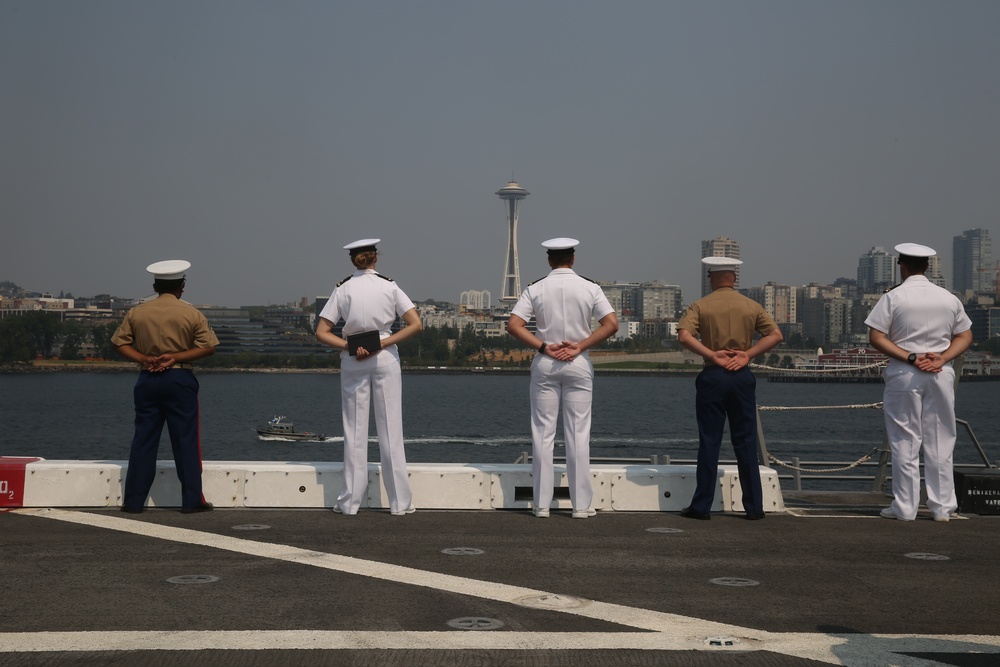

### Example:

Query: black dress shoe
xmin=745 ymin=512 xmax=766 ymax=520
xmin=120 ymin=506 xmax=144 ymax=514
xmin=181 ymin=502 xmax=214 ymax=514
xmin=679 ymin=506 xmax=711 ymax=520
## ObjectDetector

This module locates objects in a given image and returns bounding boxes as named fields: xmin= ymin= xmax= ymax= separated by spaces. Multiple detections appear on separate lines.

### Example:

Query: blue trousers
xmin=689 ymin=366 xmax=764 ymax=515
xmin=123 ymin=370 xmax=205 ymax=510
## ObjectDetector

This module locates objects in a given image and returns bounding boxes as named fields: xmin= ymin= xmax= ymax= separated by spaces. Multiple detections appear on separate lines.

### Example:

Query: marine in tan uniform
xmin=676 ymin=256 xmax=782 ymax=520
xmin=111 ymin=260 xmax=219 ymax=513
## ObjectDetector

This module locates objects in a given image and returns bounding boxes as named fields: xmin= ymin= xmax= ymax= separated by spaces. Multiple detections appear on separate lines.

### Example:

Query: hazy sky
xmin=2 ymin=1 xmax=998 ymax=307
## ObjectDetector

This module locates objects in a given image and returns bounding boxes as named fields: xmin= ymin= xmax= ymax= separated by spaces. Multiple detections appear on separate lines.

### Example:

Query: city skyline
xmin=4 ymin=226 xmax=994 ymax=309
xmin=3 ymin=4 xmax=1000 ymax=309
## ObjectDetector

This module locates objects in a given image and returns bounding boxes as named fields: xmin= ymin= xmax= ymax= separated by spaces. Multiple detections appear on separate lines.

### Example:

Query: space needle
xmin=496 ymin=178 xmax=530 ymax=309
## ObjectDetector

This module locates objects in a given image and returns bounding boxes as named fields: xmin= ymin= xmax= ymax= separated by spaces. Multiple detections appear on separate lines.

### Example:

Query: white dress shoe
xmin=532 ymin=507 xmax=550 ymax=518
xmin=571 ymin=508 xmax=597 ymax=519
xmin=391 ymin=505 xmax=416 ymax=516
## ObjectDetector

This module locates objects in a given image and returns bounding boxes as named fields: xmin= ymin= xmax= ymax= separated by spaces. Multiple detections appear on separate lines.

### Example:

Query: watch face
xmin=908 ymin=353 xmax=917 ymax=363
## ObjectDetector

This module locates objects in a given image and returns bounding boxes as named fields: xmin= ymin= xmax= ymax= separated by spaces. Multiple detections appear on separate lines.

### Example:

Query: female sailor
xmin=316 ymin=238 xmax=423 ymax=515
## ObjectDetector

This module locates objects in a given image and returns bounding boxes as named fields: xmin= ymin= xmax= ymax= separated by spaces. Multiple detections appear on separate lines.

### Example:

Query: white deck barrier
xmin=6 ymin=459 xmax=784 ymax=513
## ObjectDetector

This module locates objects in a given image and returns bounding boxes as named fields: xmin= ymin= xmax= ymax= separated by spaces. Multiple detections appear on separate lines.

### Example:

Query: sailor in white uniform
xmin=865 ymin=243 xmax=973 ymax=522
xmin=507 ymin=238 xmax=619 ymax=518
xmin=316 ymin=239 xmax=423 ymax=515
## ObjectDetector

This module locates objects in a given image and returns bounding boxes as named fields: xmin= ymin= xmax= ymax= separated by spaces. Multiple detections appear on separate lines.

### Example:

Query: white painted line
xmin=784 ymin=509 xmax=881 ymax=518
xmin=12 ymin=508 xmax=752 ymax=639
xmin=0 ymin=629 xmax=998 ymax=664
xmin=0 ymin=631 xmax=726 ymax=652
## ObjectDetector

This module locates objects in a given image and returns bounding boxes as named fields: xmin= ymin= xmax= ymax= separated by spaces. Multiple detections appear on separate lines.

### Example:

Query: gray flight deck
xmin=2 ymin=492 xmax=999 ymax=667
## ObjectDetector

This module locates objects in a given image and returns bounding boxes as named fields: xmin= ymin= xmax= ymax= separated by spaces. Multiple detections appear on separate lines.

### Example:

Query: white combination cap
xmin=146 ymin=260 xmax=191 ymax=280
xmin=344 ymin=238 xmax=380 ymax=253
xmin=541 ymin=237 xmax=579 ymax=250
xmin=702 ymin=256 xmax=743 ymax=272
xmin=894 ymin=242 xmax=936 ymax=257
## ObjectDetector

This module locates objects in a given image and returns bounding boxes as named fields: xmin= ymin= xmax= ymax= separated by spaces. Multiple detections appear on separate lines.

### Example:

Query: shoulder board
xmin=883 ymin=284 xmax=899 ymax=293
xmin=527 ymin=277 xmax=544 ymax=286
xmin=336 ymin=275 xmax=353 ymax=287
xmin=578 ymin=274 xmax=599 ymax=285
xmin=376 ymin=273 xmax=394 ymax=282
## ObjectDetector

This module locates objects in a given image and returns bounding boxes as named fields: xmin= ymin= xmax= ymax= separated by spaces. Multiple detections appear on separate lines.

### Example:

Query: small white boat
xmin=256 ymin=416 xmax=325 ymax=442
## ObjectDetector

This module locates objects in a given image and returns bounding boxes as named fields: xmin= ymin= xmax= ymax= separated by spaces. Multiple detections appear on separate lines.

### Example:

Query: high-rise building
xmin=953 ymin=228 xmax=993 ymax=296
xmin=857 ymin=246 xmax=896 ymax=294
xmin=927 ymin=255 xmax=946 ymax=288
xmin=496 ymin=179 xmax=530 ymax=309
xmin=599 ymin=280 xmax=683 ymax=337
xmin=637 ymin=282 xmax=684 ymax=320
xmin=745 ymin=282 xmax=798 ymax=324
xmin=599 ymin=282 xmax=640 ymax=318
xmin=800 ymin=297 xmax=853 ymax=348
xmin=701 ymin=236 xmax=741 ymax=296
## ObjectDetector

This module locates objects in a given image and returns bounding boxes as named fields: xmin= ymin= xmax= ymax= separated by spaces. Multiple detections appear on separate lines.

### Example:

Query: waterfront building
xmin=817 ymin=347 xmax=888 ymax=368
xmin=953 ymin=227 xmax=993 ymax=297
xmin=0 ymin=296 xmax=121 ymax=325
xmin=201 ymin=307 xmax=328 ymax=355
xmin=962 ymin=350 xmax=1000 ymax=376
xmin=199 ymin=308 xmax=272 ymax=353
xmin=495 ymin=179 xmax=529 ymax=309
xmin=857 ymin=246 xmax=896 ymax=294
xmin=701 ymin=236 xmax=740 ymax=297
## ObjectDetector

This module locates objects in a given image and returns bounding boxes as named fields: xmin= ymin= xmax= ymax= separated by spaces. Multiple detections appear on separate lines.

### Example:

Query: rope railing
xmin=757 ymin=402 xmax=883 ymax=411
xmin=754 ymin=400 xmax=889 ymax=490
xmin=749 ymin=361 xmax=887 ymax=374
xmin=766 ymin=447 xmax=885 ymax=474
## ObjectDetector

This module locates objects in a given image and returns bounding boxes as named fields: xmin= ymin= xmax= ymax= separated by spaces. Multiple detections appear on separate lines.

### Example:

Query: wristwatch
xmin=539 ymin=343 xmax=547 ymax=355
xmin=907 ymin=352 xmax=917 ymax=364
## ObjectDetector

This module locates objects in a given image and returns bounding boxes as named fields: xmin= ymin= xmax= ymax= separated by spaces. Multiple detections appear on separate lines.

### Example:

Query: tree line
xmin=3 ymin=313 xmax=997 ymax=368
xmin=0 ymin=313 xmax=119 ymax=364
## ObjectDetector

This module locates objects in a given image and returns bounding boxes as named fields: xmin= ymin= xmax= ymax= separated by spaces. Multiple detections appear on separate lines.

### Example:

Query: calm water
xmin=2 ymin=372 xmax=997 ymax=472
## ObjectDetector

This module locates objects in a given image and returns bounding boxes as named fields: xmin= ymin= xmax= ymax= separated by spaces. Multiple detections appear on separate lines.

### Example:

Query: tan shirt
xmin=111 ymin=294 xmax=219 ymax=356
xmin=677 ymin=287 xmax=777 ymax=354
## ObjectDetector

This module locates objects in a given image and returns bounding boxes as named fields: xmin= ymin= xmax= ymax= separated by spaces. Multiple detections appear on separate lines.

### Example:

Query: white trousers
xmin=530 ymin=354 xmax=594 ymax=512
xmin=882 ymin=362 xmax=958 ymax=520
xmin=338 ymin=346 xmax=412 ymax=514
